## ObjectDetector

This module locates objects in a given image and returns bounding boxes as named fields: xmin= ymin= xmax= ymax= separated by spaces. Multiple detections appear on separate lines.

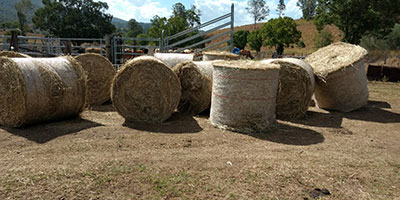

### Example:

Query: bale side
xmin=0 ymin=57 xmax=87 ymax=127
xmin=0 ymin=51 xmax=31 ymax=58
xmin=111 ymin=56 xmax=181 ymax=123
xmin=173 ymin=61 xmax=213 ymax=115
xmin=262 ymin=58 xmax=315 ymax=119
xmin=210 ymin=60 xmax=280 ymax=133
xmin=75 ymin=53 xmax=116 ymax=106
xmin=154 ymin=53 xmax=194 ymax=68
xmin=203 ymin=51 xmax=240 ymax=61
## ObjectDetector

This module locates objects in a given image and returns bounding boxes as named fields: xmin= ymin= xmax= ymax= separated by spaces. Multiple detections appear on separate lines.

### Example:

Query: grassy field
xmin=1 ymin=81 xmax=400 ymax=199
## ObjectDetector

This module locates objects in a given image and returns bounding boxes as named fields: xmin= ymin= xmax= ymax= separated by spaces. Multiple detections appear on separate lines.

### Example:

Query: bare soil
xmin=1 ymin=82 xmax=399 ymax=200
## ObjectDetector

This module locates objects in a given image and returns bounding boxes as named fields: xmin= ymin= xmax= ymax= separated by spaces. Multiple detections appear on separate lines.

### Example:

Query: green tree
xmin=126 ymin=19 xmax=143 ymax=37
xmin=296 ymin=0 xmax=317 ymax=20
xmin=14 ymin=0 xmax=34 ymax=34
xmin=246 ymin=0 xmax=270 ymax=29
xmin=233 ymin=30 xmax=250 ymax=50
xmin=262 ymin=17 xmax=301 ymax=55
xmin=247 ymin=29 xmax=263 ymax=53
xmin=314 ymin=0 xmax=400 ymax=44
xmin=314 ymin=29 xmax=333 ymax=48
xmin=277 ymin=0 xmax=286 ymax=17
xmin=33 ymin=0 xmax=115 ymax=38
xmin=171 ymin=3 xmax=201 ymax=27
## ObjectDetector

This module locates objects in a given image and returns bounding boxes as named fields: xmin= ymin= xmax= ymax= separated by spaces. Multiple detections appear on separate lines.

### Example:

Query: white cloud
xmin=100 ymin=0 xmax=171 ymax=22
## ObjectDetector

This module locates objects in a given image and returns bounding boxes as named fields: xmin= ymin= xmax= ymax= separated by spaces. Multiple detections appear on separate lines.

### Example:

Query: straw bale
xmin=203 ymin=51 xmax=240 ymax=61
xmin=210 ymin=60 xmax=280 ymax=133
xmin=305 ymin=42 xmax=369 ymax=112
xmin=154 ymin=53 xmax=194 ymax=68
xmin=111 ymin=56 xmax=181 ymax=123
xmin=173 ymin=61 xmax=213 ymax=115
xmin=0 ymin=56 xmax=87 ymax=127
xmin=75 ymin=53 xmax=116 ymax=106
xmin=0 ymin=51 xmax=30 ymax=58
xmin=262 ymin=58 xmax=315 ymax=119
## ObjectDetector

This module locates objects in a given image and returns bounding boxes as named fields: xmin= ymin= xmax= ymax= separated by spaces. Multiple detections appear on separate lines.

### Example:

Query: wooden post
xmin=9 ymin=30 xmax=18 ymax=51
xmin=105 ymin=35 xmax=112 ymax=62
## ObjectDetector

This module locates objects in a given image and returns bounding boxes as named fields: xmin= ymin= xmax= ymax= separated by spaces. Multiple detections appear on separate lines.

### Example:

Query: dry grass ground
xmin=1 ymin=82 xmax=400 ymax=199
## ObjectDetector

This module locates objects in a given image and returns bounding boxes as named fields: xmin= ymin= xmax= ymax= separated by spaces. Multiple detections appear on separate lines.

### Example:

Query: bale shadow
xmin=287 ymin=111 xmax=344 ymax=128
xmin=2 ymin=117 xmax=103 ymax=144
xmin=343 ymin=102 xmax=400 ymax=123
xmin=123 ymin=112 xmax=203 ymax=134
xmin=246 ymin=123 xmax=325 ymax=146
xmin=89 ymin=104 xmax=116 ymax=112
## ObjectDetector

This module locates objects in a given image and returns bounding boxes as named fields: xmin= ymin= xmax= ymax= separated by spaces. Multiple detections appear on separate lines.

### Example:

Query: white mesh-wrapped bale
xmin=262 ymin=58 xmax=315 ymax=119
xmin=210 ymin=60 xmax=280 ymax=133
xmin=75 ymin=53 xmax=116 ymax=106
xmin=111 ymin=56 xmax=181 ymax=123
xmin=0 ymin=51 xmax=31 ymax=58
xmin=305 ymin=42 xmax=369 ymax=112
xmin=173 ymin=61 xmax=214 ymax=115
xmin=154 ymin=53 xmax=194 ymax=68
xmin=202 ymin=51 xmax=240 ymax=61
xmin=0 ymin=57 xmax=87 ymax=127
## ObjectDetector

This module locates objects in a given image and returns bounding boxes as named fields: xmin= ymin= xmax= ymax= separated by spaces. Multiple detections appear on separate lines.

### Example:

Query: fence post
xmin=105 ymin=35 xmax=112 ymax=62
xmin=230 ymin=3 xmax=234 ymax=53
xmin=9 ymin=30 xmax=18 ymax=51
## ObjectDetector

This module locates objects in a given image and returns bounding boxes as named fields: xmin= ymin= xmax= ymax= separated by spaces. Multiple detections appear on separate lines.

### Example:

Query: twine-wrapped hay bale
xmin=0 ymin=57 xmax=86 ymax=127
xmin=305 ymin=42 xmax=369 ymax=112
xmin=173 ymin=61 xmax=214 ymax=115
xmin=111 ymin=56 xmax=181 ymax=123
xmin=210 ymin=60 xmax=280 ymax=133
xmin=154 ymin=53 xmax=194 ymax=68
xmin=0 ymin=51 xmax=30 ymax=58
xmin=262 ymin=58 xmax=315 ymax=119
xmin=203 ymin=50 xmax=240 ymax=61
xmin=75 ymin=53 xmax=116 ymax=106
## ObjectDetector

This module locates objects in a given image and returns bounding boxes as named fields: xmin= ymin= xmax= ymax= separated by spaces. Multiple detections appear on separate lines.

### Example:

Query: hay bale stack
xmin=173 ymin=61 xmax=214 ymax=115
xmin=75 ymin=53 xmax=116 ymax=106
xmin=210 ymin=60 xmax=280 ymax=133
xmin=0 ymin=51 xmax=30 ymax=58
xmin=111 ymin=56 xmax=181 ymax=123
xmin=262 ymin=58 xmax=315 ymax=119
xmin=305 ymin=42 xmax=369 ymax=112
xmin=0 ymin=57 xmax=86 ymax=127
xmin=203 ymin=51 xmax=240 ymax=61
xmin=154 ymin=53 xmax=194 ymax=68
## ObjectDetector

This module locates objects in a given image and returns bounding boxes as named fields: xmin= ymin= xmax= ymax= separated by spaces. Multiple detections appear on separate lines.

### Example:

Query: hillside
xmin=207 ymin=19 xmax=343 ymax=55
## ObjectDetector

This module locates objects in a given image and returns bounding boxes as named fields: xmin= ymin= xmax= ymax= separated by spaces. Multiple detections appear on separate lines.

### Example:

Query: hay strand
xmin=202 ymin=51 xmax=240 ymax=61
xmin=210 ymin=60 xmax=280 ymax=133
xmin=0 ymin=56 xmax=87 ymax=127
xmin=0 ymin=51 xmax=30 ymax=58
xmin=305 ymin=42 xmax=369 ymax=112
xmin=75 ymin=53 xmax=116 ymax=106
xmin=173 ymin=61 xmax=213 ymax=115
xmin=111 ymin=56 xmax=181 ymax=123
xmin=154 ymin=53 xmax=194 ymax=68
xmin=262 ymin=58 xmax=315 ymax=119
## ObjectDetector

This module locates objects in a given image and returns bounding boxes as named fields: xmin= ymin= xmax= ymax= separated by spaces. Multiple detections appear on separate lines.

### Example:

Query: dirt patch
xmin=1 ymin=82 xmax=399 ymax=199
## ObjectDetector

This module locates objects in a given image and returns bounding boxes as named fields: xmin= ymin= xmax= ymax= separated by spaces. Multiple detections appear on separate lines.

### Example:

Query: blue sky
xmin=100 ymin=0 xmax=302 ymax=26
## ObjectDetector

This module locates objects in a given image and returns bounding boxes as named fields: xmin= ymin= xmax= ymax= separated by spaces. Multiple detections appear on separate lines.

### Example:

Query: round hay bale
xmin=203 ymin=51 xmax=240 ymax=61
xmin=154 ymin=53 xmax=194 ymax=68
xmin=0 ymin=51 xmax=30 ymax=58
xmin=0 ymin=56 xmax=87 ymax=127
xmin=305 ymin=42 xmax=369 ymax=112
xmin=210 ymin=60 xmax=280 ymax=133
xmin=173 ymin=61 xmax=214 ymax=115
xmin=262 ymin=58 xmax=315 ymax=119
xmin=111 ymin=56 xmax=181 ymax=123
xmin=75 ymin=53 xmax=116 ymax=106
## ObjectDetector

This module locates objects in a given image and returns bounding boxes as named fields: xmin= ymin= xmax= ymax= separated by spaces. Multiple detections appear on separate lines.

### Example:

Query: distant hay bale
xmin=210 ymin=60 xmax=280 ymax=133
xmin=0 ymin=57 xmax=87 ymax=127
xmin=75 ymin=53 xmax=116 ymax=106
xmin=0 ymin=51 xmax=30 ymax=58
xmin=262 ymin=58 xmax=315 ymax=119
xmin=111 ymin=56 xmax=181 ymax=123
xmin=203 ymin=51 xmax=240 ymax=61
xmin=154 ymin=53 xmax=194 ymax=68
xmin=305 ymin=42 xmax=369 ymax=112
xmin=173 ymin=61 xmax=214 ymax=115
